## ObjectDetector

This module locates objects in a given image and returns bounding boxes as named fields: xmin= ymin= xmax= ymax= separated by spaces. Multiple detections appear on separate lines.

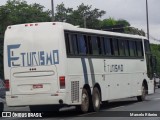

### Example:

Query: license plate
xmin=33 ymin=84 xmax=43 ymax=89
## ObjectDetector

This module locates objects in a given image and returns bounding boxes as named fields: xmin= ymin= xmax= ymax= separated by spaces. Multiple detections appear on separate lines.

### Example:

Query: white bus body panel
xmin=67 ymin=58 xmax=154 ymax=102
xmin=4 ymin=23 xmax=70 ymax=106
xmin=4 ymin=22 xmax=154 ymax=107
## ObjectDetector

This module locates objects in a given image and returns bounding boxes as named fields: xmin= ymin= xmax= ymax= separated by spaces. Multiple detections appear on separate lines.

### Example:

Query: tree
xmin=125 ymin=27 xmax=145 ymax=36
xmin=0 ymin=0 xmax=51 ymax=36
xmin=55 ymin=3 xmax=145 ymax=36
xmin=116 ymin=19 xmax=130 ymax=26
xmin=150 ymin=44 xmax=160 ymax=75
xmin=100 ymin=18 xmax=145 ymax=36
xmin=55 ymin=3 xmax=106 ymax=29
xmin=101 ymin=17 xmax=117 ymax=27
xmin=55 ymin=3 xmax=72 ymax=22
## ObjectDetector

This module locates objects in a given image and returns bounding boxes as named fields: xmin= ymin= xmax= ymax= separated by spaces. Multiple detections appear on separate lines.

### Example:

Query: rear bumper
xmin=6 ymin=93 xmax=67 ymax=107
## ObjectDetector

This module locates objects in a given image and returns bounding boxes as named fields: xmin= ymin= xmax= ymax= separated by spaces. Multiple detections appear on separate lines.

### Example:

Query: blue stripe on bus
xmin=81 ymin=58 xmax=89 ymax=84
xmin=88 ymin=58 xmax=96 ymax=86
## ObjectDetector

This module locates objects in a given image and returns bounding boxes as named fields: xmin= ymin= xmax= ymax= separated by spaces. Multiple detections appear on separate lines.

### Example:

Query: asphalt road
xmin=1 ymin=88 xmax=160 ymax=120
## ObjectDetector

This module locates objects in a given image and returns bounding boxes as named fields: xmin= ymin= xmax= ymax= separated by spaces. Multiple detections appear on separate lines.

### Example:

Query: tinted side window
xmin=124 ymin=40 xmax=130 ymax=56
xmin=65 ymin=31 xmax=145 ymax=58
xmin=91 ymin=36 xmax=99 ymax=55
xmin=71 ymin=34 xmax=79 ymax=55
xmin=65 ymin=33 xmax=70 ymax=54
xmin=104 ymin=37 xmax=112 ymax=55
xmin=77 ymin=34 xmax=87 ymax=55
xmin=87 ymin=36 xmax=92 ymax=54
xmin=118 ymin=39 xmax=125 ymax=56
xmin=133 ymin=41 xmax=138 ymax=56
xmin=112 ymin=39 xmax=119 ymax=56
xmin=129 ymin=41 xmax=136 ymax=56
xmin=136 ymin=41 xmax=143 ymax=57
xmin=65 ymin=33 xmax=78 ymax=55
xmin=98 ymin=37 xmax=105 ymax=55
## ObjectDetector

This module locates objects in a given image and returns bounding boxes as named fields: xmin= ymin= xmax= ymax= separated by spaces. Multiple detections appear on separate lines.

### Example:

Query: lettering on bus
xmin=106 ymin=64 xmax=123 ymax=73
xmin=7 ymin=44 xmax=59 ymax=67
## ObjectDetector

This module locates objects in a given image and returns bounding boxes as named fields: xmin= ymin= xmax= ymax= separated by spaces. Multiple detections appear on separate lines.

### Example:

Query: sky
xmin=0 ymin=0 xmax=160 ymax=44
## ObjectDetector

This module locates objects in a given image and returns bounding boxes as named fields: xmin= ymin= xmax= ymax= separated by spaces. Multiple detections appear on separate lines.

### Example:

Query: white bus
xmin=4 ymin=22 xmax=156 ymax=113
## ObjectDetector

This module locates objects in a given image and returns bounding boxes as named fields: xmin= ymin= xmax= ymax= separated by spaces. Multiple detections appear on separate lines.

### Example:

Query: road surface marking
xmin=107 ymin=106 xmax=125 ymax=110
xmin=153 ymin=98 xmax=160 ymax=100
xmin=78 ymin=112 xmax=96 ymax=117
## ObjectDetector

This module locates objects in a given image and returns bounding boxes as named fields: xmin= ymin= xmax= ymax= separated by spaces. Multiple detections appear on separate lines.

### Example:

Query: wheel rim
xmin=142 ymin=86 xmax=146 ymax=98
xmin=94 ymin=92 xmax=100 ymax=108
xmin=81 ymin=91 xmax=89 ymax=112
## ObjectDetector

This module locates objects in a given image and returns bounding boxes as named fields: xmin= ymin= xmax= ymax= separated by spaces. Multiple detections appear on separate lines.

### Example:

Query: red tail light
xmin=5 ymin=79 xmax=10 ymax=91
xmin=59 ymin=76 xmax=65 ymax=89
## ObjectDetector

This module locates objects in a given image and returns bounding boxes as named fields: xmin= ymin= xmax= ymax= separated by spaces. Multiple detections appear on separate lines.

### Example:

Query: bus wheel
xmin=92 ymin=87 xmax=101 ymax=112
xmin=0 ymin=102 xmax=4 ymax=113
xmin=80 ymin=88 xmax=90 ymax=113
xmin=137 ymin=84 xmax=146 ymax=101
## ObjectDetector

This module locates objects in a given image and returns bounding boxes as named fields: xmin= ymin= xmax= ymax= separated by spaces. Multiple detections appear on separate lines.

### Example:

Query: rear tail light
xmin=59 ymin=76 xmax=65 ymax=89
xmin=5 ymin=79 xmax=10 ymax=91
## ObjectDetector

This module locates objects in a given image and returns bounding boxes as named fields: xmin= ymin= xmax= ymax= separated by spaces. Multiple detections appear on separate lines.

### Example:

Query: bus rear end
xmin=4 ymin=22 xmax=67 ymax=107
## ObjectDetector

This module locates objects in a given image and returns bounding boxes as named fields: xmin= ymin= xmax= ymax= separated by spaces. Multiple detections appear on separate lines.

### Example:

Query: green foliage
xmin=55 ymin=2 xmax=145 ymax=36
xmin=0 ymin=0 xmax=51 ymax=35
xmin=100 ymin=17 xmax=118 ymax=27
xmin=150 ymin=44 xmax=160 ymax=75
xmin=55 ymin=2 xmax=73 ymax=22
xmin=55 ymin=3 xmax=106 ymax=29
xmin=125 ymin=27 xmax=145 ymax=36
xmin=116 ymin=19 xmax=130 ymax=26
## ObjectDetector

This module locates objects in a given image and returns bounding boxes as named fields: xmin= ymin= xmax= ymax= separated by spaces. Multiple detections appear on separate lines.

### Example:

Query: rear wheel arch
xmin=83 ymin=84 xmax=91 ymax=96
xmin=137 ymin=79 xmax=148 ymax=101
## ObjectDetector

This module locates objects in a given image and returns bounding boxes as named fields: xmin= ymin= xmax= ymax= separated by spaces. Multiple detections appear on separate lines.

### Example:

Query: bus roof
xmin=7 ymin=22 xmax=147 ymax=40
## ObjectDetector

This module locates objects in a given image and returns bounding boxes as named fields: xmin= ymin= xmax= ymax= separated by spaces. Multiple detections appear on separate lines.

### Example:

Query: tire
xmin=92 ymin=87 xmax=101 ymax=112
xmin=154 ymin=81 xmax=156 ymax=92
xmin=79 ymin=88 xmax=90 ymax=113
xmin=0 ymin=102 xmax=4 ymax=114
xmin=137 ymin=84 xmax=146 ymax=102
